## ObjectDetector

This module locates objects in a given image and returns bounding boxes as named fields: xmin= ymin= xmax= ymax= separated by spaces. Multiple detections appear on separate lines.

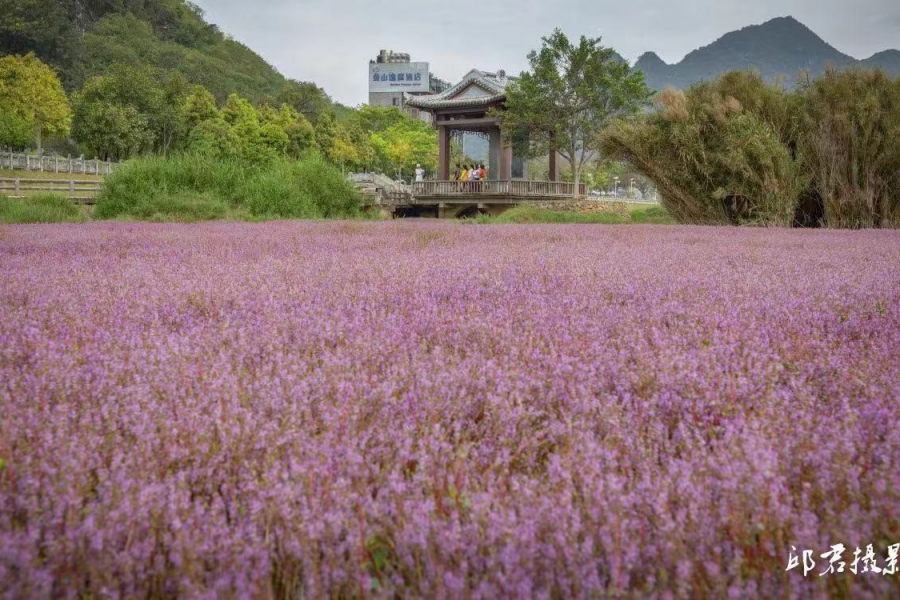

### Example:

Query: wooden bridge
xmin=412 ymin=180 xmax=585 ymax=201
xmin=385 ymin=180 xmax=589 ymax=218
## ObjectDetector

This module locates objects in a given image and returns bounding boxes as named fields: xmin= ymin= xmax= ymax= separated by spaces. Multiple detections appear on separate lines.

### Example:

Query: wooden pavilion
xmin=404 ymin=69 xmax=561 ymax=182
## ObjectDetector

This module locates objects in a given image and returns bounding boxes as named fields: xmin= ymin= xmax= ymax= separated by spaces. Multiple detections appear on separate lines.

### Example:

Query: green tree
xmin=0 ymin=53 xmax=71 ymax=152
xmin=182 ymin=84 xmax=218 ymax=130
xmin=0 ymin=98 xmax=33 ymax=149
xmin=350 ymin=105 xmax=408 ymax=134
xmin=188 ymin=117 xmax=240 ymax=159
xmin=259 ymin=104 xmax=315 ymax=158
xmin=0 ymin=0 xmax=74 ymax=68
xmin=329 ymin=125 xmax=363 ymax=172
xmin=186 ymin=92 xmax=299 ymax=164
xmin=71 ymin=65 xmax=164 ymax=160
xmin=277 ymin=80 xmax=332 ymax=124
xmin=219 ymin=93 xmax=272 ymax=163
xmin=156 ymin=71 xmax=191 ymax=156
xmin=314 ymin=112 xmax=339 ymax=156
xmin=497 ymin=30 xmax=650 ymax=196
xmin=373 ymin=121 xmax=438 ymax=178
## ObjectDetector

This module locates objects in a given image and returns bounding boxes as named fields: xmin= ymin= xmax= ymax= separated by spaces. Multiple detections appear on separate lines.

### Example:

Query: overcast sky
xmin=193 ymin=0 xmax=900 ymax=106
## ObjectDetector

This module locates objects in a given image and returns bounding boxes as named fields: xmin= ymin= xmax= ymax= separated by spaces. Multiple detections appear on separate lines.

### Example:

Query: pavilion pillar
xmin=499 ymin=142 xmax=513 ymax=181
xmin=548 ymin=130 xmax=560 ymax=181
xmin=438 ymin=125 xmax=451 ymax=180
xmin=488 ymin=128 xmax=502 ymax=180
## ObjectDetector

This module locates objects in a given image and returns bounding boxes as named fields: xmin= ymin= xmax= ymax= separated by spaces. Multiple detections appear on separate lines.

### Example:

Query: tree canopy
xmin=72 ymin=65 xmax=168 ymax=160
xmin=497 ymin=29 xmax=651 ymax=195
xmin=0 ymin=0 xmax=298 ymax=103
xmin=0 ymin=53 xmax=71 ymax=151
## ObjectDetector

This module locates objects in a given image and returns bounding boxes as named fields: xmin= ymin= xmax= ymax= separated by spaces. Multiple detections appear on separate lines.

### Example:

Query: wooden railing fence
xmin=0 ymin=152 xmax=117 ymax=176
xmin=0 ymin=178 xmax=102 ymax=204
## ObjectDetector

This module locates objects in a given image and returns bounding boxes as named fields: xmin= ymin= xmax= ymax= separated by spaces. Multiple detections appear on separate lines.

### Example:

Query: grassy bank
xmin=0 ymin=194 xmax=88 ymax=224
xmin=472 ymin=205 xmax=674 ymax=225
xmin=95 ymin=154 xmax=362 ymax=222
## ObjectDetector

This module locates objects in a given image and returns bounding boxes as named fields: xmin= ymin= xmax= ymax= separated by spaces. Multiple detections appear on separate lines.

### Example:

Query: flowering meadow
xmin=1 ymin=221 xmax=899 ymax=599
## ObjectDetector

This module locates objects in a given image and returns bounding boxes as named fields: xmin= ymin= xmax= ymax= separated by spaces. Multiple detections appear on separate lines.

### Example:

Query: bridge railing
xmin=413 ymin=180 xmax=586 ymax=198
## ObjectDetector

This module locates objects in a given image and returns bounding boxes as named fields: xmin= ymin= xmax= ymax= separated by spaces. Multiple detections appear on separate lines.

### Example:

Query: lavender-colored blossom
xmin=1 ymin=221 xmax=899 ymax=598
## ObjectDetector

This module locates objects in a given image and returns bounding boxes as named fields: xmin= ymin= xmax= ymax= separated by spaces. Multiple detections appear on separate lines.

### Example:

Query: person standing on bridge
xmin=478 ymin=164 xmax=486 ymax=182
xmin=469 ymin=163 xmax=479 ymax=192
xmin=415 ymin=164 xmax=425 ymax=183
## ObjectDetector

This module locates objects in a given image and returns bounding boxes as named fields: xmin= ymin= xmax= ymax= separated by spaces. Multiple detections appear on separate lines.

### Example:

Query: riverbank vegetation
xmin=471 ymin=205 xmax=673 ymax=225
xmin=95 ymin=154 xmax=361 ymax=222
xmin=602 ymin=69 xmax=900 ymax=228
xmin=0 ymin=193 xmax=86 ymax=224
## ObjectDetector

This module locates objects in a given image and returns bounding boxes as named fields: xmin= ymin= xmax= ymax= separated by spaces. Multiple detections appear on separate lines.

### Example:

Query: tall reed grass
xmin=602 ymin=69 xmax=900 ymax=229
xmin=95 ymin=153 xmax=361 ymax=222
xmin=0 ymin=194 xmax=87 ymax=224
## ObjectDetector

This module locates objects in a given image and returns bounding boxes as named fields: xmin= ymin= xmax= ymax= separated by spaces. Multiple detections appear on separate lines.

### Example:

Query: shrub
xmin=630 ymin=206 xmax=675 ymax=224
xmin=601 ymin=73 xmax=806 ymax=227
xmin=239 ymin=163 xmax=320 ymax=220
xmin=474 ymin=206 xmax=630 ymax=224
xmin=603 ymin=69 xmax=900 ymax=229
xmin=0 ymin=194 xmax=86 ymax=224
xmin=95 ymin=153 xmax=361 ymax=221
xmin=799 ymin=69 xmax=900 ymax=229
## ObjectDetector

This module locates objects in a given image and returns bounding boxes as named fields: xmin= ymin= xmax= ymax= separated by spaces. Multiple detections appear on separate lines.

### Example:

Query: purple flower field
xmin=1 ymin=221 xmax=899 ymax=598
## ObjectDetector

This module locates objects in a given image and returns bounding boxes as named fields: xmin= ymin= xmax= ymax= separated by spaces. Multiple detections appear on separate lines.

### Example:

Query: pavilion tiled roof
xmin=404 ymin=69 xmax=513 ymax=110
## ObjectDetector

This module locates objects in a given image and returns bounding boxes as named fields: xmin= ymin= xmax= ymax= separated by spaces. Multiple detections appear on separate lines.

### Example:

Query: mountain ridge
xmin=633 ymin=16 xmax=900 ymax=91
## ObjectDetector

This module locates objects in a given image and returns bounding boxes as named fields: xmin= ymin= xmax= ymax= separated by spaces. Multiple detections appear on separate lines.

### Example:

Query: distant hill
xmin=0 ymin=0 xmax=287 ymax=102
xmin=634 ymin=17 xmax=900 ymax=91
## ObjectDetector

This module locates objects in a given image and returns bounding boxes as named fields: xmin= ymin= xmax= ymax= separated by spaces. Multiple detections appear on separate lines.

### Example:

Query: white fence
xmin=0 ymin=152 xmax=118 ymax=176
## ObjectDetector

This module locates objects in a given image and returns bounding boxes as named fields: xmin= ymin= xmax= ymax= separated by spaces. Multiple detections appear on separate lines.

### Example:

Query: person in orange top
xmin=478 ymin=164 xmax=487 ymax=181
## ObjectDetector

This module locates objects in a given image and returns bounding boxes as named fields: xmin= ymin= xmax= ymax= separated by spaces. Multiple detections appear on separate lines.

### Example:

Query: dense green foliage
xmin=499 ymin=29 xmax=651 ymax=194
xmin=0 ymin=193 xmax=85 ymax=223
xmin=0 ymin=53 xmax=71 ymax=150
xmin=0 ymin=0 xmax=288 ymax=102
xmin=800 ymin=69 xmax=900 ymax=229
xmin=472 ymin=205 xmax=673 ymax=225
xmin=602 ymin=73 xmax=806 ymax=226
xmin=0 ymin=48 xmax=433 ymax=182
xmin=0 ymin=2 xmax=467 ymax=183
xmin=72 ymin=65 xmax=186 ymax=160
xmin=629 ymin=206 xmax=676 ymax=224
xmin=602 ymin=69 xmax=900 ymax=228
xmin=185 ymin=93 xmax=315 ymax=164
xmin=95 ymin=153 xmax=361 ymax=222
